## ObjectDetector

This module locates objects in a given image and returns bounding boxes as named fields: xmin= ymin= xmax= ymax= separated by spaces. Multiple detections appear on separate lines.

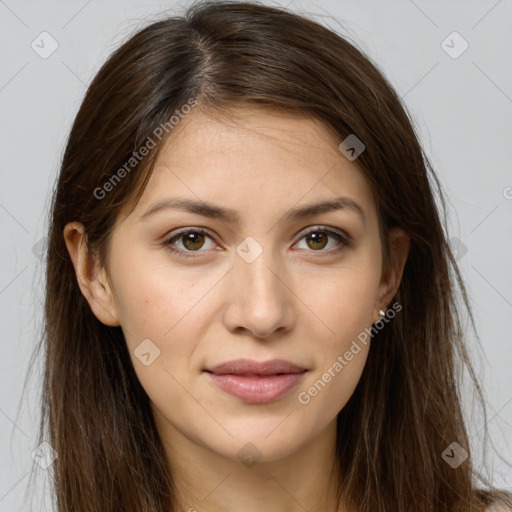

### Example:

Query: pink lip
xmin=204 ymin=358 xmax=308 ymax=404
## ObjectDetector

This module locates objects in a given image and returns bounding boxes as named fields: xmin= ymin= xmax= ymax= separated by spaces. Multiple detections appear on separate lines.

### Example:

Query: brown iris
xmin=182 ymin=232 xmax=206 ymax=251
xmin=305 ymin=232 xmax=328 ymax=250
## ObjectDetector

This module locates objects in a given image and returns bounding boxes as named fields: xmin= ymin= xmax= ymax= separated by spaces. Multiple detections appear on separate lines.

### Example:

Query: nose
xmin=222 ymin=247 xmax=295 ymax=339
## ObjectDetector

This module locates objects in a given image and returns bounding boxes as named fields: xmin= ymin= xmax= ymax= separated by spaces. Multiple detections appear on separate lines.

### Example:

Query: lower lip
xmin=205 ymin=371 xmax=307 ymax=403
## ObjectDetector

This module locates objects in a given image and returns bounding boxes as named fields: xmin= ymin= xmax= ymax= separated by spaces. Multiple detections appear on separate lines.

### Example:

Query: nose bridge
xmin=240 ymin=247 xmax=281 ymax=300
xmin=223 ymin=236 xmax=294 ymax=337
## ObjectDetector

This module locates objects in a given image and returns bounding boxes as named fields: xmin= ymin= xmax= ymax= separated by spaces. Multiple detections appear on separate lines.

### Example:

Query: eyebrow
xmin=140 ymin=196 xmax=366 ymax=224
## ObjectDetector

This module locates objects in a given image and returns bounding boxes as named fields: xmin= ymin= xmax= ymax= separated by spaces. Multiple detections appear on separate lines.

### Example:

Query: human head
xmin=34 ymin=2 xmax=506 ymax=511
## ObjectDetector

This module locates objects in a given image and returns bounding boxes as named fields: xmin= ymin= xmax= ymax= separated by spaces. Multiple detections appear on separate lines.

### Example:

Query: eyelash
xmin=163 ymin=226 xmax=351 ymax=259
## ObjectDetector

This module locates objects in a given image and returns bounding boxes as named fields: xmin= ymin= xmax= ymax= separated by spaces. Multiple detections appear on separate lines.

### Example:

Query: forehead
xmin=123 ymin=107 xmax=377 ymax=227
xmin=160 ymin=106 xmax=343 ymax=163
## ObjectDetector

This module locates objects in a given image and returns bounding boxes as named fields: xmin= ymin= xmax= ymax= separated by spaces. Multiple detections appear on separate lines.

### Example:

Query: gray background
xmin=1 ymin=0 xmax=511 ymax=509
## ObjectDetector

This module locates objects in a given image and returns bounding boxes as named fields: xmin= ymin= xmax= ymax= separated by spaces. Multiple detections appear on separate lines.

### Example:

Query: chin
xmin=204 ymin=423 xmax=309 ymax=464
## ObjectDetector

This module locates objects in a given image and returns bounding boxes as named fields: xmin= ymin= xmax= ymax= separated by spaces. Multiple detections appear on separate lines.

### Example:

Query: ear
xmin=63 ymin=222 xmax=120 ymax=327
xmin=374 ymin=226 xmax=410 ymax=322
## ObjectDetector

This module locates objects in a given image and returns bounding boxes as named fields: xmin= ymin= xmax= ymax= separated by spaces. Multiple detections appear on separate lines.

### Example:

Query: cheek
xmin=296 ymin=261 xmax=378 ymax=412
xmin=307 ymin=265 xmax=380 ymax=344
xmin=112 ymin=265 xmax=206 ymax=410
xmin=110 ymin=252 xmax=206 ymax=343
xmin=110 ymin=257 xmax=220 ymax=391
xmin=295 ymin=334 xmax=370 ymax=437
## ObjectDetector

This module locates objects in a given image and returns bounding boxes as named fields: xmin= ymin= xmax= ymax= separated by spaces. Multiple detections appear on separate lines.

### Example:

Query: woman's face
xmin=68 ymin=107 xmax=407 ymax=464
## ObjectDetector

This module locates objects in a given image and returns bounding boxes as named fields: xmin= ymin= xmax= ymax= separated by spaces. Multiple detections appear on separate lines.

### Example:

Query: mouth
xmin=203 ymin=358 xmax=308 ymax=403
xmin=204 ymin=358 xmax=307 ymax=376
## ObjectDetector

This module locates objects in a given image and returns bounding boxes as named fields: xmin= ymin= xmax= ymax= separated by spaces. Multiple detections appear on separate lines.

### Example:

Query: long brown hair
xmin=23 ymin=1 xmax=511 ymax=510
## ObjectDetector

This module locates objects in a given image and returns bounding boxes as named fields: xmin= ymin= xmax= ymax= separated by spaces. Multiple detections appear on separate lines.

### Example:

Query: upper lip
xmin=205 ymin=358 xmax=307 ymax=376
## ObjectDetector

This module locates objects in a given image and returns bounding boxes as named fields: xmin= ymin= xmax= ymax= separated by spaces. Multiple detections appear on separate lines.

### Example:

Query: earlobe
xmin=63 ymin=222 xmax=120 ymax=327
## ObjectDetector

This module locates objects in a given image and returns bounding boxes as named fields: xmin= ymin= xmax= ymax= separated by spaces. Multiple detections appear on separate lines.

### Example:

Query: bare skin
xmin=64 ymin=107 xmax=410 ymax=512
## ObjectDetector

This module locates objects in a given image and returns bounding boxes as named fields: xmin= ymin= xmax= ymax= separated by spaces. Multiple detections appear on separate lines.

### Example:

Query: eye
xmin=163 ymin=226 xmax=351 ymax=259
xmin=293 ymin=226 xmax=350 ymax=254
xmin=163 ymin=228 xmax=217 ymax=258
